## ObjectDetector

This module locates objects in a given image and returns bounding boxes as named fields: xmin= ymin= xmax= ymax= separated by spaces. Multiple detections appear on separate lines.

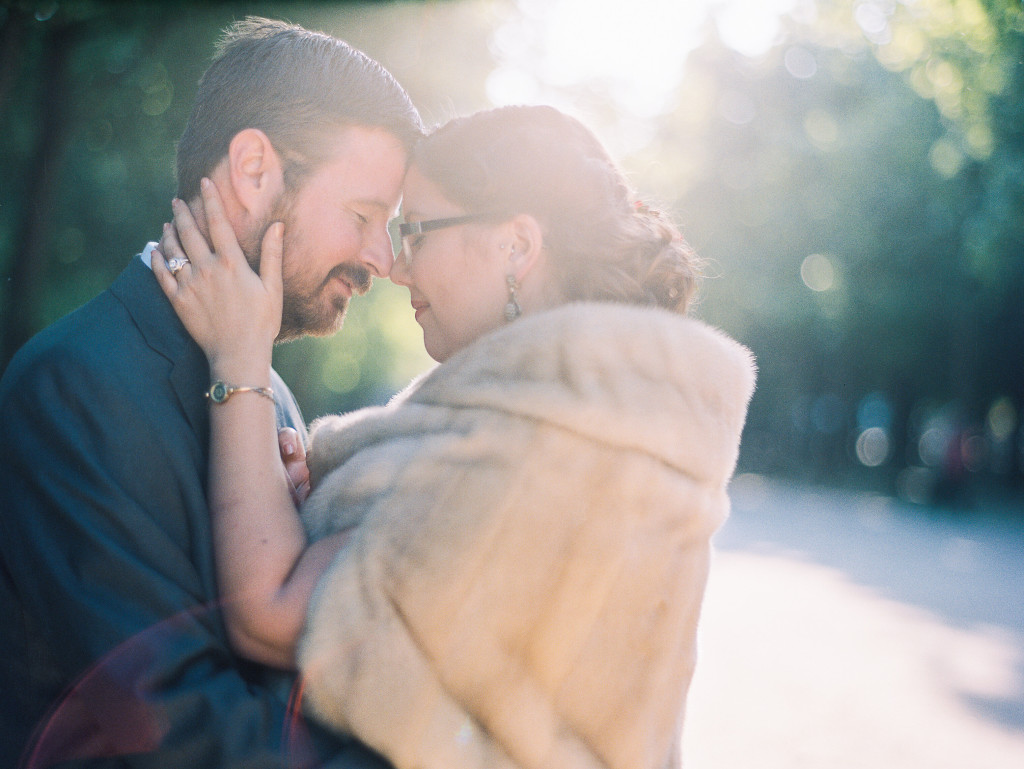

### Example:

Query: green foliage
xmin=669 ymin=0 xmax=1024 ymax=496
xmin=1 ymin=0 xmax=1022 ymax=500
xmin=655 ymin=34 xmax=980 ymax=485
xmin=0 ymin=0 xmax=498 ymax=413
xmin=273 ymin=277 xmax=435 ymax=416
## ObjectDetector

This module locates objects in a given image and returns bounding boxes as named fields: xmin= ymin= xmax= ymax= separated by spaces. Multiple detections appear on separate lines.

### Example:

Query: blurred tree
xmin=800 ymin=0 xmax=1024 ymax=493
xmin=632 ymin=0 xmax=1024 ymax=497
xmin=0 ymin=0 xmax=500 ymax=419
xmin=1 ymin=1 xmax=216 ymax=364
xmin=645 ymin=31 xmax=973 ymax=487
xmin=1 ymin=0 xmax=1021 ymax=501
xmin=972 ymin=1 xmax=1024 ymax=489
xmin=1 ymin=4 xmax=73 ymax=363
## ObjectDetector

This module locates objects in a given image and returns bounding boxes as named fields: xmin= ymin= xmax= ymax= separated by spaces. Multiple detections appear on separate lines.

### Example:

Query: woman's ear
xmin=506 ymin=214 xmax=545 ymax=281
xmin=226 ymin=128 xmax=286 ymax=218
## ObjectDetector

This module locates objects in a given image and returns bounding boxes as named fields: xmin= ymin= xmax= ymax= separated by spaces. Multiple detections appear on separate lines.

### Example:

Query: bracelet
xmin=206 ymin=380 xmax=275 ymax=405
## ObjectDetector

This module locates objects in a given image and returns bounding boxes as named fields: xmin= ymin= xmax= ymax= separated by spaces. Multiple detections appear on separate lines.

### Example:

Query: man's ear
xmin=506 ymin=214 xmax=546 ymax=281
xmin=226 ymin=128 xmax=286 ymax=218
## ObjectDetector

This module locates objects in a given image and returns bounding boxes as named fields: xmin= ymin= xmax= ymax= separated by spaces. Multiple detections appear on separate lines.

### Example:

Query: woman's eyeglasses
xmin=394 ymin=214 xmax=495 ymax=265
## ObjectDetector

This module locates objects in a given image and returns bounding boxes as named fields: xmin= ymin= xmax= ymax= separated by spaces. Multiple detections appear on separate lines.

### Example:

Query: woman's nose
xmin=389 ymin=250 xmax=411 ymax=286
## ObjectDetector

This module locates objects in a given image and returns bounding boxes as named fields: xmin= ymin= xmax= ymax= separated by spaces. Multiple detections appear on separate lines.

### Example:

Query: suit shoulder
xmin=0 ymin=289 xmax=138 ymax=400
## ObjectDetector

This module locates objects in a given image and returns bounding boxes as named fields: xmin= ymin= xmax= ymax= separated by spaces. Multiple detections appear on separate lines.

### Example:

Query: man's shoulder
xmin=2 ymin=294 xmax=114 ymax=385
xmin=0 ymin=259 xmax=163 ymax=398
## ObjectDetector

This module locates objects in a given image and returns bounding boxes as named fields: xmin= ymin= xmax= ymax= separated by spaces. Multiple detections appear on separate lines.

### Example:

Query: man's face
xmin=250 ymin=126 xmax=407 ymax=341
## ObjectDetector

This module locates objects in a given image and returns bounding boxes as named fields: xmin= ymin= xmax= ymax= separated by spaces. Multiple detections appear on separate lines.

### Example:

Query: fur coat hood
xmin=298 ymin=303 xmax=756 ymax=769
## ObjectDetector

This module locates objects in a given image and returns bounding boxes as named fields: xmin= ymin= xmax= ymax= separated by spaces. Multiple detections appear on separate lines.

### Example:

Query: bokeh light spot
xmin=715 ymin=0 xmax=799 ymax=57
xmin=856 ymin=427 xmax=891 ymax=467
xmin=486 ymin=66 xmax=540 ymax=106
xmin=138 ymin=61 xmax=173 ymax=117
xmin=85 ymin=120 xmax=114 ymax=152
xmin=897 ymin=466 xmax=934 ymax=505
xmin=55 ymin=228 xmax=85 ymax=265
xmin=804 ymin=109 xmax=839 ymax=150
xmin=800 ymin=253 xmax=835 ymax=292
xmin=962 ymin=434 xmax=987 ymax=473
xmin=929 ymin=138 xmax=964 ymax=178
xmin=784 ymin=46 xmax=817 ymax=79
xmin=987 ymin=397 xmax=1017 ymax=441
xmin=918 ymin=426 xmax=951 ymax=467
xmin=855 ymin=2 xmax=892 ymax=45
xmin=720 ymin=91 xmax=756 ymax=125
xmin=34 ymin=2 xmax=58 ymax=22
xmin=321 ymin=354 xmax=361 ymax=395
xmin=965 ymin=123 xmax=993 ymax=160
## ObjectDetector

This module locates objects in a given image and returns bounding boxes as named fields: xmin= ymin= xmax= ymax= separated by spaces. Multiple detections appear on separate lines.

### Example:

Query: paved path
xmin=681 ymin=475 xmax=1024 ymax=768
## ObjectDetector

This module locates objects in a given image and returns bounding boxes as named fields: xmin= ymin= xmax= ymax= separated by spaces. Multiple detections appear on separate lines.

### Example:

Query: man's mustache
xmin=326 ymin=263 xmax=373 ymax=296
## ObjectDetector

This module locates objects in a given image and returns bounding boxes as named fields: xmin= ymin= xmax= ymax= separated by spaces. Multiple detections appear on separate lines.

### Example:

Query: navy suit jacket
xmin=0 ymin=257 xmax=391 ymax=769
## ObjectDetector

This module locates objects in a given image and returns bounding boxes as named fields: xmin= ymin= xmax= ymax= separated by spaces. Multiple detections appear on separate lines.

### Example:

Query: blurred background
xmin=2 ymin=2 xmax=1023 ymax=765
xmin=1 ymin=0 xmax=1022 ymax=506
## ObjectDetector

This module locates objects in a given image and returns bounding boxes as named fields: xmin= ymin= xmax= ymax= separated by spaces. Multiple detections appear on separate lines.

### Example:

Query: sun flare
xmin=488 ymin=0 xmax=804 ymax=122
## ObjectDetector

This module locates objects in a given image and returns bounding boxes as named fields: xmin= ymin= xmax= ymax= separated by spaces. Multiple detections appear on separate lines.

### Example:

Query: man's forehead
xmin=313 ymin=125 xmax=407 ymax=203
xmin=321 ymin=124 xmax=408 ymax=167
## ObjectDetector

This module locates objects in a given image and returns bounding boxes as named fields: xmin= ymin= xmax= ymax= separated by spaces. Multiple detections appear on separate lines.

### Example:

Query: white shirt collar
xmin=139 ymin=241 xmax=160 ymax=270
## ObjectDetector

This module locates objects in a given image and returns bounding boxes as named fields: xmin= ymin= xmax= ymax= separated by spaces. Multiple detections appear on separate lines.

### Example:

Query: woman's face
xmin=390 ymin=165 xmax=509 ymax=362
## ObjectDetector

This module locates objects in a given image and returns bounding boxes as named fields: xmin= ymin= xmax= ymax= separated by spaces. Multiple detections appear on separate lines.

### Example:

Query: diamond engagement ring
xmin=167 ymin=257 xmax=189 ymax=275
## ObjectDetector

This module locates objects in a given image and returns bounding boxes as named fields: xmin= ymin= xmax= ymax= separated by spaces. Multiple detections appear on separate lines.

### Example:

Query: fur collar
xmin=398 ymin=302 xmax=756 ymax=485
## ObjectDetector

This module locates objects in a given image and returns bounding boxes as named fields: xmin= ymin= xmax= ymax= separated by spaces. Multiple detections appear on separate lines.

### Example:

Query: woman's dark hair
xmin=411 ymin=105 xmax=700 ymax=314
xmin=176 ymin=17 xmax=424 ymax=201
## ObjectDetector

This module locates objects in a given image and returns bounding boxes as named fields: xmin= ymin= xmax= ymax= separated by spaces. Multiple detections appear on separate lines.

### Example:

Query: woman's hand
xmin=152 ymin=178 xmax=283 ymax=380
xmin=279 ymin=427 xmax=311 ymax=505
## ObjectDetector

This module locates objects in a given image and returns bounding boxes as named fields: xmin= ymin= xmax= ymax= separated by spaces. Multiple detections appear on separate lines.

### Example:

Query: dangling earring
xmin=503 ymin=244 xmax=522 ymax=322
xmin=505 ymin=274 xmax=522 ymax=322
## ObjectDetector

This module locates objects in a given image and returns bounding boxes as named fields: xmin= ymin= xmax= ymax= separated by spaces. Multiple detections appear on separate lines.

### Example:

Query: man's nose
xmin=361 ymin=223 xmax=395 ymax=278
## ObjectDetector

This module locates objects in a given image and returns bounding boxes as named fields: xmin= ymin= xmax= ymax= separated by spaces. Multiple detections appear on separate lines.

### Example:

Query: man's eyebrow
xmin=353 ymin=198 xmax=398 ymax=216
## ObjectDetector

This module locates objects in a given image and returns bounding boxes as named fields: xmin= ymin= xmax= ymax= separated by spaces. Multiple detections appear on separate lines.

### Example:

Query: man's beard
xmin=244 ymin=194 xmax=374 ymax=343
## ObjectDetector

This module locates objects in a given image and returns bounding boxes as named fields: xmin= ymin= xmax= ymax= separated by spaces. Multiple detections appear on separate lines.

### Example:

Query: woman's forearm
xmin=152 ymin=181 xmax=342 ymax=668
xmin=206 ymin=359 xmax=342 ymax=669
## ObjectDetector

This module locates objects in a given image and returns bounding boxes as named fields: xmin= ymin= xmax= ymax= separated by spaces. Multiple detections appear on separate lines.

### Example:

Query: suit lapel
xmin=110 ymin=258 xmax=209 ymax=438
xmin=109 ymin=256 xmax=306 ymax=440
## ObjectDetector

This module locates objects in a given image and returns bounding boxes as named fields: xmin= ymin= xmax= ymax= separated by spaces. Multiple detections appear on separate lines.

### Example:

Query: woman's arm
xmin=153 ymin=180 xmax=346 ymax=668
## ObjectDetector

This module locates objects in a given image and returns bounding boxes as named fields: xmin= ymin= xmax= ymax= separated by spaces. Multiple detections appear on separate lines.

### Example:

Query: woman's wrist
xmin=208 ymin=356 xmax=273 ymax=386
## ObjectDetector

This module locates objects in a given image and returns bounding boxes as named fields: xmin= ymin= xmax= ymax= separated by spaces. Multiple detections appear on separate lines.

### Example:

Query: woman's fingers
xmin=201 ymin=178 xmax=247 ymax=267
xmin=171 ymin=196 xmax=213 ymax=267
xmin=279 ymin=427 xmax=311 ymax=505
xmin=150 ymin=184 xmax=282 ymax=369
xmin=279 ymin=427 xmax=304 ymax=462
xmin=157 ymin=221 xmax=189 ymax=267
xmin=150 ymin=237 xmax=179 ymax=299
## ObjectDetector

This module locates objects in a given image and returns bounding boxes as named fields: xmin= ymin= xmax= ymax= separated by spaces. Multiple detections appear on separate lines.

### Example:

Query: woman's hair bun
xmin=413 ymin=105 xmax=702 ymax=314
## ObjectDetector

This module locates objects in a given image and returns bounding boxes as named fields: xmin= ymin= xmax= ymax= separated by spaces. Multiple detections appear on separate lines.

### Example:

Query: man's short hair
xmin=176 ymin=17 xmax=423 ymax=200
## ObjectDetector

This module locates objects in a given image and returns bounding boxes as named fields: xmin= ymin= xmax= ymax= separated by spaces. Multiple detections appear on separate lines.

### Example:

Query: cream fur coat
xmin=297 ymin=302 xmax=756 ymax=769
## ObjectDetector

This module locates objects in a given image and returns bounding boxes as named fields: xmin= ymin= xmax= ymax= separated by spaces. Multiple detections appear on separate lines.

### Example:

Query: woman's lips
xmin=410 ymin=299 xmax=429 ymax=322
